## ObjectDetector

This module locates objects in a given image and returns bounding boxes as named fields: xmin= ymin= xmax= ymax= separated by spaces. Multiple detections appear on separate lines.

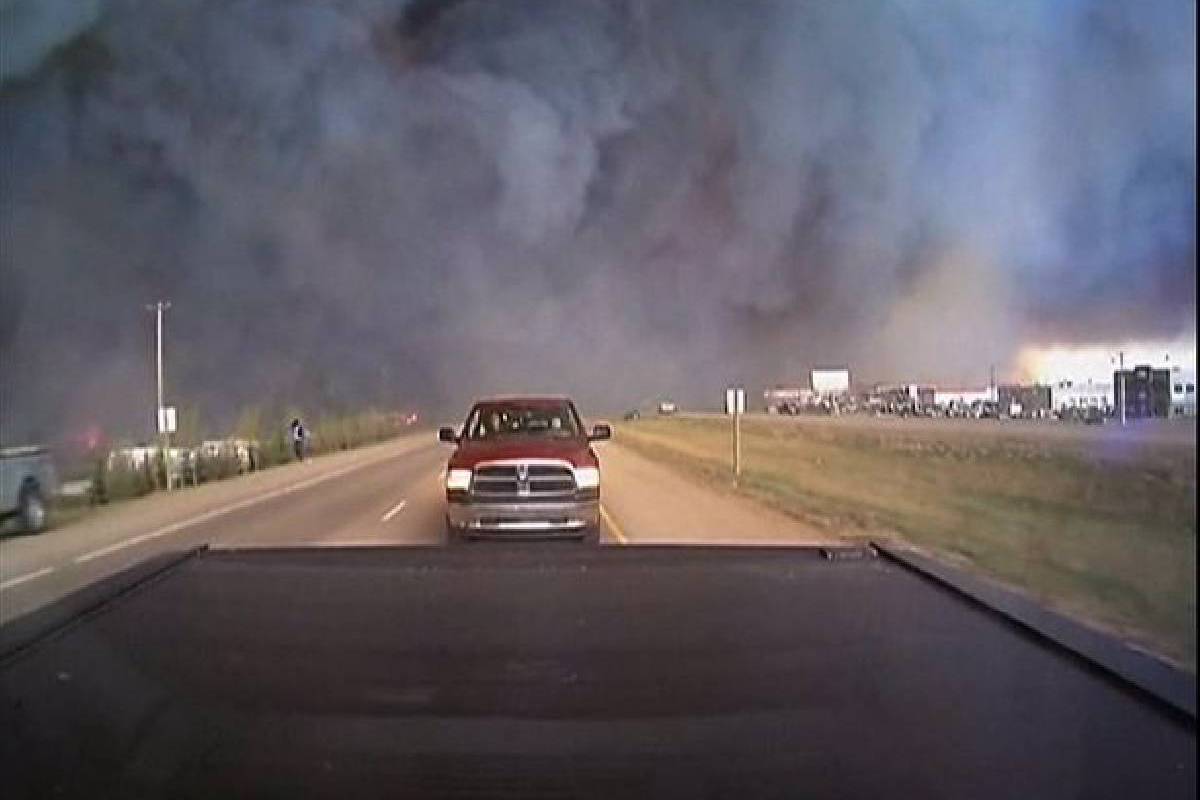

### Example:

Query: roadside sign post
xmin=726 ymin=387 xmax=745 ymax=484
xmin=735 ymin=403 xmax=740 ymax=482
xmin=157 ymin=405 xmax=177 ymax=490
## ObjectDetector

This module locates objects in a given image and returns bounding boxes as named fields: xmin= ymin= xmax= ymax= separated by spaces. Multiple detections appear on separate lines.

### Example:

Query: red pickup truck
xmin=439 ymin=396 xmax=611 ymax=544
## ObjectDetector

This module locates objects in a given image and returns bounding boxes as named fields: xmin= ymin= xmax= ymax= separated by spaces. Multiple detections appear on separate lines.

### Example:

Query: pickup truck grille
xmin=470 ymin=463 xmax=576 ymax=500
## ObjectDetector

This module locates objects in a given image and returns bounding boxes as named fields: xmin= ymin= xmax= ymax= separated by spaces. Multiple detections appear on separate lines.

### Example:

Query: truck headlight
xmin=573 ymin=466 xmax=600 ymax=490
xmin=445 ymin=468 xmax=472 ymax=492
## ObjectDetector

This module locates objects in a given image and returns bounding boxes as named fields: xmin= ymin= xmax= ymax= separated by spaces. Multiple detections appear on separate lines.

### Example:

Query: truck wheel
xmin=19 ymin=485 xmax=48 ymax=533
xmin=445 ymin=518 xmax=464 ymax=547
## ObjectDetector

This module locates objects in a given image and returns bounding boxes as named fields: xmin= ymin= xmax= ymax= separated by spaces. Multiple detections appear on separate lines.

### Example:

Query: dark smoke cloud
xmin=1 ymin=0 xmax=1195 ymax=441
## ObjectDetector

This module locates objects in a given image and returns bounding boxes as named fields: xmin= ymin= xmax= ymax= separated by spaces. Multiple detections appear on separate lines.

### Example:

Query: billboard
xmin=811 ymin=368 xmax=850 ymax=395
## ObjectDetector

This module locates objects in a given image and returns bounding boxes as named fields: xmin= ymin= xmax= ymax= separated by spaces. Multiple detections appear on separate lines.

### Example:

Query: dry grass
xmin=617 ymin=415 xmax=1197 ymax=671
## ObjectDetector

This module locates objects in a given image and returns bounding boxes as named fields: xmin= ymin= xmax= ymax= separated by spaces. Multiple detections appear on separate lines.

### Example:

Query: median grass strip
xmin=616 ymin=416 xmax=1197 ymax=671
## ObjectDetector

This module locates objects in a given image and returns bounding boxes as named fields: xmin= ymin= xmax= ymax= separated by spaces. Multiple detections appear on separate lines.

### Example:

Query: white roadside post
xmin=1110 ymin=351 xmax=1126 ymax=426
xmin=1119 ymin=351 xmax=1126 ymax=427
xmin=726 ymin=387 xmax=746 ymax=485
xmin=157 ymin=405 xmax=177 ymax=487
xmin=146 ymin=300 xmax=174 ymax=489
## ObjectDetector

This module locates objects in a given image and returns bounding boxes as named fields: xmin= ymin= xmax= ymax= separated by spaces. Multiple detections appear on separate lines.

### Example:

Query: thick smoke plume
xmin=1 ymin=0 xmax=1195 ymax=441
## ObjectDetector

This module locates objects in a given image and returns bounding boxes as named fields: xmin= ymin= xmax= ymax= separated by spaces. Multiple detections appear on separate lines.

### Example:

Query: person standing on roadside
xmin=289 ymin=418 xmax=309 ymax=462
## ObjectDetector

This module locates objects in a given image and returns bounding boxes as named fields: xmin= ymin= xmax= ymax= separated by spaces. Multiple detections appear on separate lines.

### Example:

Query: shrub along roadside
xmin=77 ymin=409 xmax=418 ymax=507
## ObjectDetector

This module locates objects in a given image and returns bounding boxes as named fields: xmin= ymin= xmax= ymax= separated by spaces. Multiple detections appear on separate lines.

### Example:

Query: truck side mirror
xmin=588 ymin=423 xmax=612 ymax=442
xmin=438 ymin=427 xmax=458 ymax=444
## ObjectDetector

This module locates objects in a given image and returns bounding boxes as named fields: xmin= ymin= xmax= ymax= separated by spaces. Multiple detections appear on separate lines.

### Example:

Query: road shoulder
xmin=599 ymin=441 xmax=839 ymax=545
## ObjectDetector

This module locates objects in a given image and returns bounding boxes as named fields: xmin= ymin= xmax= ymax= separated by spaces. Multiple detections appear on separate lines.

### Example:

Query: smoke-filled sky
xmin=1 ymin=0 xmax=1195 ymax=441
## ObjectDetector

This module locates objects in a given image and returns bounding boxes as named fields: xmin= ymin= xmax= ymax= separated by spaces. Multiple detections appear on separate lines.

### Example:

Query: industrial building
xmin=1114 ymin=365 xmax=1172 ymax=420
xmin=933 ymin=387 xmax=995 ymax=409
xmin=867 ymin=384 xmax=936 ymax=413
xmin=763 ymin=387 xmax=813 ymax=413
xmin=764 ymin=368 xmax=851 ymax=413
xmin=1051 ymin=379 xmax=1113 ymax=414
xmin=786 ymin=363 xmax=1190 ymax=421
xmin=1169 ymin=368 xmax=1196 ymax=417
xmin=810 ymin=368 xmax=851 ymax=398
xmin=998 ymin=384 xmax=1052 ymax=418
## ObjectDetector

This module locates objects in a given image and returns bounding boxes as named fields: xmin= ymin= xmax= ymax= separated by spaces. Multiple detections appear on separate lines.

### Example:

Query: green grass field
xmin=616 ymin=415 xmax=1197 ymax=670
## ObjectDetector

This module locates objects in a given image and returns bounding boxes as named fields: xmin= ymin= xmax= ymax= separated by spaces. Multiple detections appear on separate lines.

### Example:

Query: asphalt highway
xmin=0 ymin=431 xmax=828 ymax=624
xmin=1 ymin=433 xmax=1195 ymax=798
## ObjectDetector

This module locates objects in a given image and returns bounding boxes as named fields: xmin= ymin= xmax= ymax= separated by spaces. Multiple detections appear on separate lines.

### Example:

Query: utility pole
xmin=146 ymin=301 xmax=173 ymax=489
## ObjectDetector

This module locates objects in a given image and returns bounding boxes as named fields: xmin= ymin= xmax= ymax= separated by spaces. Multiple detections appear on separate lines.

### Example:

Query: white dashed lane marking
xmin=381 ymin=500 xmax=408 ymax=523
xmin=0 ymin=567 xmax=55 ymax=592
xmin=73 ymin=457 xmax=395 ymax=565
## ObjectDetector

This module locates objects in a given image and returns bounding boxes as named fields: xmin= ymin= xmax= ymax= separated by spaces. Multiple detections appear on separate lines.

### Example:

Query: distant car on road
xmin=657 ymin=401 xmax=677 ymax=415
xmin=438 ymin=396 xmax=611 ymax=544
xmin=623 ymin=409 xmax=640 ymax=421
xmin=0 ymin=446 xmax=58 ymax=533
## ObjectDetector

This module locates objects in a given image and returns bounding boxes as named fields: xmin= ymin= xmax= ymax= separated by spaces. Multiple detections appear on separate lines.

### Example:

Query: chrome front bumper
xmin=446 ymin=499 xmax=600 ymax=537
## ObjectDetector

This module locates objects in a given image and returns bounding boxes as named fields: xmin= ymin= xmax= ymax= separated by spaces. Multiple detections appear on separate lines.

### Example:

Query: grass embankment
xmin=617 ymin=416 xmax=1197 ymax=670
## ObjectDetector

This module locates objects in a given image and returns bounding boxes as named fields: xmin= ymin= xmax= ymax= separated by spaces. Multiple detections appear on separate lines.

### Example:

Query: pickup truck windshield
xmin=464 ymin=402 xmax=581 ymax=441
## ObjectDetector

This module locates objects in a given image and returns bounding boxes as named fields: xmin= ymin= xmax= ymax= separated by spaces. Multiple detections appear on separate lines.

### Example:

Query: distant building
xmin=933 ymin=387 xmax=994 ymax=408
xmin=763 ymin=387 xmax=812 ymax=412
xmin=811 ymin=368 xmax=851 ymax=398
xmin=868 ymin=383 xmax=935 ymax=411
xmin=868 ymin=384 xmax=902 ymax=409
xmin=1169 ymin=368 xmax=1196 ymax=417
xmin=998 ymin=384 xmax=1052 ymax=418
xmin=1051 ymin=379 xmax=1113 ymax=413
xmin=1114 ymin=365 xmax=1171 ymax=419
xmin=909 ymin=384 xmax=936 ymax=410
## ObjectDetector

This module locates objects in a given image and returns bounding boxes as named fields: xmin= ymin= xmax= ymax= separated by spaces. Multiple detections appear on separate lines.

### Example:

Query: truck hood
xmin=449 ymin=438 xmax=597 ymax=469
